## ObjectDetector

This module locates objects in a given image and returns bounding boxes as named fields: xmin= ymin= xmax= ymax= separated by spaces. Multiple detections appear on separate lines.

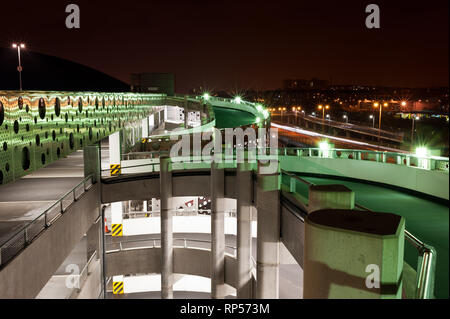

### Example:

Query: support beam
xmin=236 ymin=162 xmax=253 ymax=298
xmin=256 ymin=161 xmax=280 ymax=299
xmin=210 ymin=163 xmax=226 ymax=299
xmin=160 ymin=156 xmax=174 ymax=299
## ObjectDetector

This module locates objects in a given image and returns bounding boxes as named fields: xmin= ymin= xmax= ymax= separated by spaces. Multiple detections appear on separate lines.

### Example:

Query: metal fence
xmin=0 ymin=175 xmax=95 ymax=267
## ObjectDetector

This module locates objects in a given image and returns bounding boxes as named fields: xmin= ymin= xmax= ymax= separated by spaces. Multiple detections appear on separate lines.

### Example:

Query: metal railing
xmin=355 ymin=204 xmax=437 ymax=299
xmin=0 ymin=175 xmax=95 ymax=267
xmin=106 ymin=238 xmax=238 ymax=257
xmin=277 ymin=147 xmax=449 ymax=172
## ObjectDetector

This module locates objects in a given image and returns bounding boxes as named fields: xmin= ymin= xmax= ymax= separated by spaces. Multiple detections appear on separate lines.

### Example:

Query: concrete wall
xmin=280 ymin=204 xmax=305 ymax=267
xmin=106 ymin=247 xmax=240 ymax=290
xmin=101 ymin=174 xmax=241 ymax=203
xmin=0 ymin=184 xmax=100 ymax=299
xmin=279 ymin=156 xmax=449 ymax=200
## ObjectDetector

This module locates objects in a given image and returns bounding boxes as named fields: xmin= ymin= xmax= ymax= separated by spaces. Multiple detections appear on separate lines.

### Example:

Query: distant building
xmin=283 ymin=78 xmax=329 ymax=90
xmin=131 ymin=73 xmax=175 ymax=95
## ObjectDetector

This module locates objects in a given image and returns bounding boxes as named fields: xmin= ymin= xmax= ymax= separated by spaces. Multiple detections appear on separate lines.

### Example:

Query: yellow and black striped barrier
xmin=113 ymin=281 xmax=124 ymax=295
xmin=142 ymin=138 xmax=148 ymax=143
xmin=110 ymin=164 xmax=121 ymax=176
xmin=111 ymin=223 xmax=123 ymax=237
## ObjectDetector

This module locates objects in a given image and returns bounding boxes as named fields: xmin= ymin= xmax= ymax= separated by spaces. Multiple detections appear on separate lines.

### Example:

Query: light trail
xmin=271 ymin=122 xmax=409 ymax=153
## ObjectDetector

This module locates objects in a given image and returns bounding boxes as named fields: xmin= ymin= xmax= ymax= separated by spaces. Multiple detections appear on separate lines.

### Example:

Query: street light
xmin=373 ymin=102 xmax=388 ymax=142
xmin=411 ymin=114 xmax=420 ymax=147
xmin=318 ymin=104 xmax=329 ymax=132
xmin=369 ymin=114 xmax=375 ymax=128
xmin=343 ymin=114 xmax=348 ymax=123
xmin=12 ymin=43 xmax=25 ymax=91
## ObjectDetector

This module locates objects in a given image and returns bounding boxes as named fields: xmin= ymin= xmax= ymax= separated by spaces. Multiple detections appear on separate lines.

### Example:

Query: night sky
xmin=0 ymin=0 xmax=448 ymax=93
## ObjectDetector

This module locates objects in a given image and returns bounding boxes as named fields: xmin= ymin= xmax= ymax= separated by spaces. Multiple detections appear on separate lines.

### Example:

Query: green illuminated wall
xmin=0 ymin=91 xmax=167 ymax=185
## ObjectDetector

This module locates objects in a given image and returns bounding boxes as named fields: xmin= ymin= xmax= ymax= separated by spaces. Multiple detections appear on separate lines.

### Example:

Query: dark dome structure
xmin=0 ymin=47 xmax=130 ymax=92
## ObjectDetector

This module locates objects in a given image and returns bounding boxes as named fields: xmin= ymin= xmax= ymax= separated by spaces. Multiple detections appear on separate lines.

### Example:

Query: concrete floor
xmin=0 ymin=151 xmax=85 ymax=246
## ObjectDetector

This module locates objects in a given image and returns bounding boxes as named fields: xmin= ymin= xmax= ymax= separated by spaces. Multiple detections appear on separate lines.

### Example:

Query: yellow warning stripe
xmin=110 ymin=164 xmax=121 ymax=176
xmin=113 ymin=281 xmax=124 ymax=294
xmin=111 ymin=224 xmax=123 ymax=237
xmin=142 ymin=138 xmax=148 ymax=143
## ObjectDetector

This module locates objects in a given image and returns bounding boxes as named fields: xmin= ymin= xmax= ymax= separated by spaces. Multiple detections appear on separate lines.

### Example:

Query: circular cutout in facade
xmin=52 ymin=130 xmax=56 ymax=141
xmin=55 ymin=98 xmax=61 ymax=117
xmin=0 ymin=170 xmax=3 ymax=185
xmin=89 ymin=127 xmax=93 ymax=140
xmin=13 ymin=120 xmax=19 ymax=134
xmin=35 ymin=134 xmax=40 ymax=145
xmin=0 ymin=101 xmax=4 ymax=126
xmin=5 ymin=163 xmax=9 ymax=172
xmin=22 ymin=147 xmax=30 ymax=170
xmin=41 ymin=153 xmax=46 ymax=165
xmin=78 ymin=98 xmax=83 ymax=112
xmin=18 ymin=97 xmax=23 ymax=110
xmin=38 ymin=98 xmax=46 ymax=119
xmin=3 ymin=142 xmax=7 ymax=151
xmin=65 ymin=113 xmax=68 ymax=122
xmin=69 ymin=133 xmax=74 ymax=149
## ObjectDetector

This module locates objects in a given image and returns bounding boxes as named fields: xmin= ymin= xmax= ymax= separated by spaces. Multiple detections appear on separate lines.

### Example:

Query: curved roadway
xmin=286 ymin=174 xmax=448 ymax=299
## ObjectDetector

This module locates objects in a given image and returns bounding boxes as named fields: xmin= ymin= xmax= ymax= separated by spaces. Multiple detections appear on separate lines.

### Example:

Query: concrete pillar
xmin=210 ymin=163 xmax=226 ymax=299
xmin=160 ymin=156 xmax=174 ymax=299
xmin=109 ymin=131 xmax=121 ymax=166
xmin=304 ymin=209 xmax=405 ymax=298
xmin=308 ymin=184 xmax=355 ymax=213
xmin=149 ymin=114 xmax=155 ymax=133
xmin=236 ymin=162 xmax=253 ymax=298
xmin=142 ymin=117 xmax=149 ymax=138
xmin=256 ymin=161 xmax=280 ymax=299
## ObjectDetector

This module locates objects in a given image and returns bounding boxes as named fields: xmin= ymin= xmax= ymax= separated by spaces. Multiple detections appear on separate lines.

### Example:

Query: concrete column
xmin=109 ymin=131 xmax=121 ymax=166
xmin=210 ymin=163 xmax=226 ymax=299
xmin=160 ymin=156 xmax=173 ymax=299
xmin=256 ymin=161 xmax=280 ymax=299
xmin=236 ymin=162 xmax=253 ymax=298
xmin=142 ymin=117 xmax=149 ymax=138
xmin=308 ymin=184 xmax=355 ymax=214
xmin=304 ymin=209 xmax=405 ymax=298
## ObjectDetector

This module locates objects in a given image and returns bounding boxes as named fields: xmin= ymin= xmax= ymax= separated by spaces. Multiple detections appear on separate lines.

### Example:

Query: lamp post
xmin=373 ymin=102 xmax=388 ymax=142
xmin=343 ymin=114 xmax=348 ymax=124
xmin=369 ymin=115 xmax=375 ymax=128
xmin=12 ymin=43 xmax=25 ymax=91
xmin=411 ymin=114 xmax=419 ymax=147
xmin=318 ymin=104 xmax=329 ymax=133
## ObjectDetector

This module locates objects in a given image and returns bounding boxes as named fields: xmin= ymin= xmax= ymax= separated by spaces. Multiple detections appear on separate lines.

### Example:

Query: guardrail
xmin=0 ymin=175 xmax=95 ymax=267
xmin=281 ymin=170 xmax=437 ymax=299
xmin=106 ymin=238 xmax=238 ymax=257
xmin=104 ymin=146 xmax=449 ymax=179
xmin=278 ymin=147 xmax=449 ymax=172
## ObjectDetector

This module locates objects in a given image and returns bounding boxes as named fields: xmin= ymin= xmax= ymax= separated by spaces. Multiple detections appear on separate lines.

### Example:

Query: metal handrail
xmin=354 ymin=198 xmax=436 ymax=299
xmin=0 ymin=174 xmax=95 ymax=267
xmin=106 ymin=237 xmax=237 ymax=256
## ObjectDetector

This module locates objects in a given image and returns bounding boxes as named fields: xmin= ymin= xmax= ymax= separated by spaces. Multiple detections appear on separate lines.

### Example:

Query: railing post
xmin=290 ymin=177 xmax=296 ymax=193
xmin=24 ymin=228 xmax=28 ymax=245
